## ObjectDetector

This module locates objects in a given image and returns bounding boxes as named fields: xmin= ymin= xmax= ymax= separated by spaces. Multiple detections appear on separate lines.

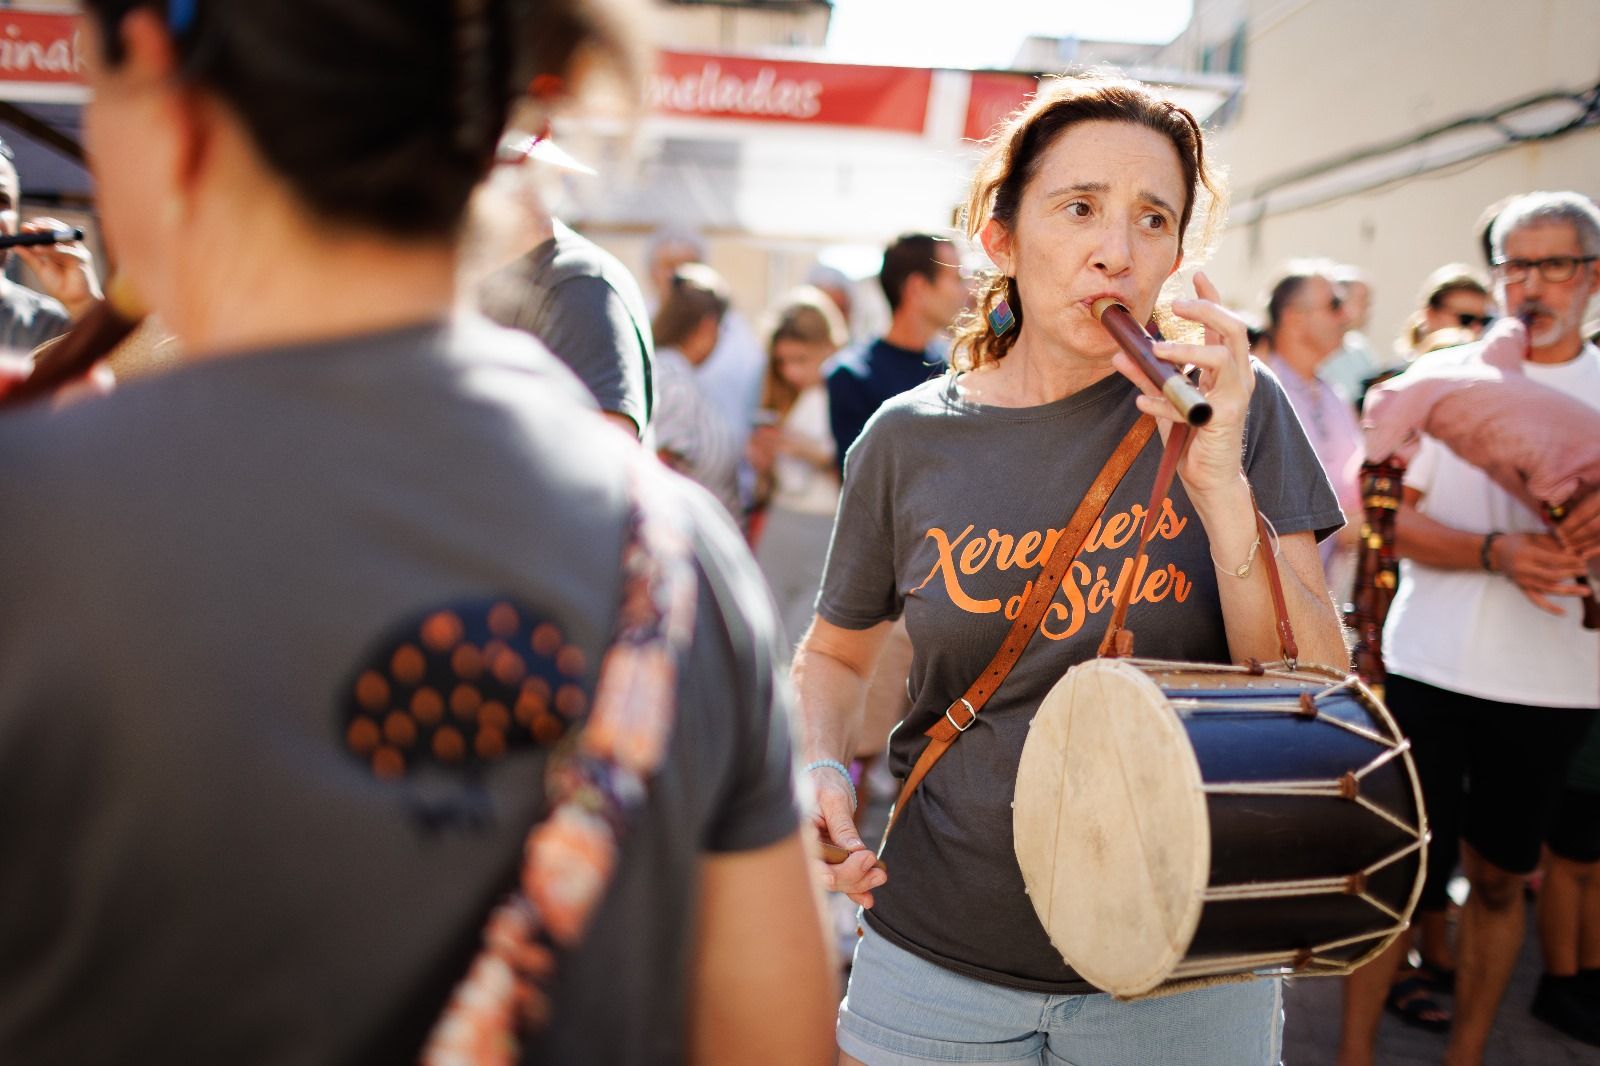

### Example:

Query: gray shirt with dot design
xmin=0 ymin=317 xmax=796 ymax=1064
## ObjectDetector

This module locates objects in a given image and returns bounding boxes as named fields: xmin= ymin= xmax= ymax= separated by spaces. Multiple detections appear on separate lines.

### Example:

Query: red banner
xmin=964 ymin=71 xmax=1037 ymax=142
xmin=650 ymin=50 xmax=931 ymax=133
xmin=0 ymin=11 xmax=85 ymax=93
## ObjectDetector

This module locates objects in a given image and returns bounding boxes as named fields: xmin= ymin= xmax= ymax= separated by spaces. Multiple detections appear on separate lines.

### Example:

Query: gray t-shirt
xmin=818 ymin=363 xmax=1342 ymax=993
xmin=0 ymin=317 xmax=796 ymax=1064
xmin=478 ymin=220 xmax=654 ymax=434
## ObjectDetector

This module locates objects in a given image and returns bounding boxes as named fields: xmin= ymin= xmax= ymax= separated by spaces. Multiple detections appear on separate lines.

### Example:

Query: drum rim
xmin=1344 ymin=672 xmax=1432 ymax=971
xmin=1014 ymin=657 xmax=1210 ymax=996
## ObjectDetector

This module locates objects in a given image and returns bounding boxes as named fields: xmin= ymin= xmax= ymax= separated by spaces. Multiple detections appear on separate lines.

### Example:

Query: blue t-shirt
xmin=826 ymin=337 xmax=946 ymax=474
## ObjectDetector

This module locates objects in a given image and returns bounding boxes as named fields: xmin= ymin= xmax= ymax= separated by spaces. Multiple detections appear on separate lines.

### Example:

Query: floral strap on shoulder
xmin=422 ymin=460 xmax=700 ymax=1065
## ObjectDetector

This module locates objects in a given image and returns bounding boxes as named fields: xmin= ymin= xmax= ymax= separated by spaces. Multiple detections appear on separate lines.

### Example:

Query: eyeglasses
xmin=1491 ymin=255 xmax=1599 ymax=284
xmin=1453 ymin=312 xmax=1495 ymax=329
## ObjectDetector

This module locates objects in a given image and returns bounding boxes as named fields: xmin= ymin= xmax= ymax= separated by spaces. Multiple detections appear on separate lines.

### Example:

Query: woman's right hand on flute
xmin=809 ymin=765 xmax=887 ymax=908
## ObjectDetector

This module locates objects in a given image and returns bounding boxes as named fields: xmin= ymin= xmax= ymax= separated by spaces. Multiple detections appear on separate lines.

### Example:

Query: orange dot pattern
xmin=343 ymin=598 xmax=594 ymax=780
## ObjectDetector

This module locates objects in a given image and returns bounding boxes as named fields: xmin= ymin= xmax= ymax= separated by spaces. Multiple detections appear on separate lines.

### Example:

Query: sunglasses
xmin=1453 ymin=312 xmax=1495 ymax=329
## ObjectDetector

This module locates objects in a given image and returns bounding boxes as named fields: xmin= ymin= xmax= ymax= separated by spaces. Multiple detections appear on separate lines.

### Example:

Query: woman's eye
xmin=1142 ymin=213 xmax=1169 ymax=230
xmin=1065 ymin=201 xmax=1091 ymax=217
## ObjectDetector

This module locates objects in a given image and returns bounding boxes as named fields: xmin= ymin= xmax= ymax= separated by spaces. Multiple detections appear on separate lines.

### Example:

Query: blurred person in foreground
xmin=747 ymin=287 xmax=846 ymax=655
xmin=1338 ymin=191 xmax=1600 ymax=1066
xmin=0 ymin=2 xmax=836 ymax=1063
xmin=796 ymin=74 xmax=1346 ymax=1065
xmin=825 ymin=231 xmax=966 ymax=472
xmin=1260 ymin=261 xmax=1363 ymax=600
xmin=651 ymin=262 xmax=742 ymax=518
xmin=471 ymin=122 xmax=653 ymax=439
xmin=0 ymin=136 xmax=102 ymax=351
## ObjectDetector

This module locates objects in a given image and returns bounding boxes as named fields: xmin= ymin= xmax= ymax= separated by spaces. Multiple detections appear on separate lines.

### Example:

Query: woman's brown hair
xmin=759 ymin=286 xmax=847 ymax=417
xmin=952 ymin=73 xmax=1226 ymax=371
xmin=83 ymin=0 xmax=643 ymax=239
xmin=651 ymin=263 xmax=730 ymax=351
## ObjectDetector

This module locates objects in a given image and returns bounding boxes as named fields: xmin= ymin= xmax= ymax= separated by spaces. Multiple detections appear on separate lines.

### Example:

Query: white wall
xmin=1196 ymin=0 xmax=1600 ymax=352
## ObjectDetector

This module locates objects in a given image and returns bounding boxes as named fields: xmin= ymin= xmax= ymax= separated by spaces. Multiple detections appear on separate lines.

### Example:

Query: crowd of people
xmin=0 ymin=3 xmax=1596 ymax=1065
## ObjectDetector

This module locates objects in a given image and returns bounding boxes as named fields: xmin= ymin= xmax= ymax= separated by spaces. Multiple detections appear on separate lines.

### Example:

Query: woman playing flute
xmin=793 ymin=74 xmax=1348 ymax=1065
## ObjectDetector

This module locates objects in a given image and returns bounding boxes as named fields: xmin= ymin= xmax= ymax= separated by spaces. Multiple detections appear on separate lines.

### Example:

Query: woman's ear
xmin=1170 ymin=249 xmax=1184 ymax=279
xmin=115 ymin=8 xmax=181 ymax=81
xmin=112 ymin=9 xmax=208 ymax=222
xmin=980 ymin=218 xmax=1014 ymax=277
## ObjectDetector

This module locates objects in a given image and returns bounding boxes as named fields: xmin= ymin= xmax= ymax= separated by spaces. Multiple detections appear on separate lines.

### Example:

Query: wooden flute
xmin=819 ymin=840 xmax=887 ymax=871
xmin=1091 ymin=297 xmax=1212 ymax=427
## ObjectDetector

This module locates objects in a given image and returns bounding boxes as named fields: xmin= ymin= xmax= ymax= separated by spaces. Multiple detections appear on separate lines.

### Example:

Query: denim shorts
xmin=837 ymin=925 xmax=1283 ymax=1066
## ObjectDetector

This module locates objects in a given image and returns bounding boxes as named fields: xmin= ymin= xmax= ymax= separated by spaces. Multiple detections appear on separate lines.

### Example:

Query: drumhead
xmin=1013 ymin=658 xmax=1209 ymax=995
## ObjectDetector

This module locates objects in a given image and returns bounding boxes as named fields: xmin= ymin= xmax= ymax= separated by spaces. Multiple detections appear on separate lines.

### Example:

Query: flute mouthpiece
xmin=1090 ymin=297 xmax=1127 ymax=321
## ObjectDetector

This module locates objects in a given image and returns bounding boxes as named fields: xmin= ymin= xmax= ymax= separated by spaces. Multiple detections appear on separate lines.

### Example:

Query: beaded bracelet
xmin=1480 ymin=531 xmax=1504 ymax=572
xmin=802 ymin=758 xmax=857 ymax=811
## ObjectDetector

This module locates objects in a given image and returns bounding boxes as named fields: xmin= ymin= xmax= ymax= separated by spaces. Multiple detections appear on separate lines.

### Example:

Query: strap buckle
xmin=945 ymin=698 xmax=977 ymax=732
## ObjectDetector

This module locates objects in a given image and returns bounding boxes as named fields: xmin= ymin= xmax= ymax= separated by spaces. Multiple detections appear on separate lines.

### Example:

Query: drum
xmin=1013 ymin=657 xmax=1427 ymax=997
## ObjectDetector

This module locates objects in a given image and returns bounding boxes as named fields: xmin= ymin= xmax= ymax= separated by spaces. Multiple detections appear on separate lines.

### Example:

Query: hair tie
xmin=168 ymin=0 xmax=199 ymax=36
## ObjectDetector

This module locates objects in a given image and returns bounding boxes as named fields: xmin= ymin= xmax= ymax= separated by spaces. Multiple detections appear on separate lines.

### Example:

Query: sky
xmin=824 ymin=0 xmax=1195 ymax=69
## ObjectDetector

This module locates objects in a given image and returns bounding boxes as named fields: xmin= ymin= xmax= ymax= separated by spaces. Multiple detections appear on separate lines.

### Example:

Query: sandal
xmin=1416 ymin=961 xmax=1456 ymax=995
xmin=1385 ymin=974 xmax=1452 ymax=1033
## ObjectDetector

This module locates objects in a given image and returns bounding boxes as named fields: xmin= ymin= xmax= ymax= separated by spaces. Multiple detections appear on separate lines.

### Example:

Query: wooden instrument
xmin=1092 ymin=297 xmax=1212 ymax=427
xmin=1346 ymin=457 xmax=1407 ymax=694
xmin=1543 ymin=499 xmax=1600 ymax=630
xmin=819 ymin=840 xmax=886 ymax=871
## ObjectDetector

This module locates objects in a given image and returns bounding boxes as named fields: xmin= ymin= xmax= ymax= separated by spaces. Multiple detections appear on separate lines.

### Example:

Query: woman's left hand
xmin=1112 ymin=271 xmax=1254 ymax=504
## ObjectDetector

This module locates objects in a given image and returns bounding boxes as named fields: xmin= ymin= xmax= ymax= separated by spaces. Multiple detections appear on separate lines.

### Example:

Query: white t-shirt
xmin=1384 ymin=341 xmax=1600 ymax=708
xmin=770 ymin=385 xmax=840 ymax=516
xmin=653 ymin=346 xmax=741 ymax=518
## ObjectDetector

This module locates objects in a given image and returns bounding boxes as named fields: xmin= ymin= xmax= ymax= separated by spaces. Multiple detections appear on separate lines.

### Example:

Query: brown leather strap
xmin=1250 ymin=496 xmax=1299 ymax=664
xmin=1097 ymin=423 xmax=1192 ymax=658
xmin=1097 ymin=428 xmax=1299 ymax=664
xmin=881 ymin=415 xmax=1157 ymax=840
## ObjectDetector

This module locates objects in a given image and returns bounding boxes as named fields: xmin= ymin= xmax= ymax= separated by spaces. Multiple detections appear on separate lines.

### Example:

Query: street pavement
xmin=1283 ymin=910 xmax=1600 ymax=1064
xmin=848 ymin=763 xmax=1599 ymax=1063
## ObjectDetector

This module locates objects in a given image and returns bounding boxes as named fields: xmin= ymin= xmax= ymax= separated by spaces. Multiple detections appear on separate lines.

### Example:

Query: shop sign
xmin=964 ymin=71 xmax=1038 ymax=142
xmin=651 ymin=50 xmax=932 ymax=133
xmin=0 ymin=11 xmax=84 ymax=91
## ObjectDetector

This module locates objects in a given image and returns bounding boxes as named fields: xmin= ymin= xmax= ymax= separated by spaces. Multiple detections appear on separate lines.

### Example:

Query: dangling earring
xmin=987 ymin=293 xmax=1016 ymax=336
